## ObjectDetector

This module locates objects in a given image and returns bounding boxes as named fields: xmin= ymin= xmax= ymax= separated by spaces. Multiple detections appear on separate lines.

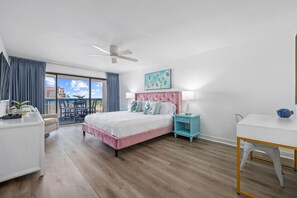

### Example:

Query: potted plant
xmin=10 ymin=100 xmax=31 ymax=114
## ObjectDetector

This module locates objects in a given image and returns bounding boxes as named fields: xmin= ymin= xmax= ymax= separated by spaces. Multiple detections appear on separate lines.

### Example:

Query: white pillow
xmin=159 ymin=102 xmax=177 ymax=116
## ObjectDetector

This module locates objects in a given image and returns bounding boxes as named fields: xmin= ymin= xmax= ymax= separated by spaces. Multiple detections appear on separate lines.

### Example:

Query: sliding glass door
xmin=91 ymin=79 xmax=104 ymax=113
xmin=45 ymin=73 xmax=105 ymax=125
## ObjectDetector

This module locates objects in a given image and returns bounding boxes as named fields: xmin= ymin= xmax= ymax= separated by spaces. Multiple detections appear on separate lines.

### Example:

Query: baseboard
xmin=199 ymin=133 xmax=294 ymax=159
xmin=199 ymin=133 xmax=236 ymax=147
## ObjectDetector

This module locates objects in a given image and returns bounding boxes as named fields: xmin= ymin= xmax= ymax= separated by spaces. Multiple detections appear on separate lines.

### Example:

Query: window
xmin=45 ymin=73 xmax=106 ymax=125
xmin=45 ymin=74 xmax=56 ymax=114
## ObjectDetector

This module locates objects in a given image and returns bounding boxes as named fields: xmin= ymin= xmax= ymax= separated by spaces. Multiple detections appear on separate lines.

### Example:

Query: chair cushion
xmin=44 ymin=118 xmax=58 ymax=126
xmin=45 ymin=123 xmax=58 ymax=134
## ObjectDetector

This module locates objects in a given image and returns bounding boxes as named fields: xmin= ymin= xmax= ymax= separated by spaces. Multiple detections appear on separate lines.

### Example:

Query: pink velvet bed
xmin=82 ymin=91 xmax=182 ymax=157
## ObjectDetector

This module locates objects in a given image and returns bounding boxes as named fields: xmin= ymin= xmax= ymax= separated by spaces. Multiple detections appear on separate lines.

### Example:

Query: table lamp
xmin=182 ymin=91 xmax=194 ymax=115
xmin=126 ymin=92 xmax=135 ymax=109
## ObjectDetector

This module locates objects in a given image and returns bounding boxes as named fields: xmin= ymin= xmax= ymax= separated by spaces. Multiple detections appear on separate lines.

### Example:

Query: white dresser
xmin=0 ymin=110 xmax=45 ymax=182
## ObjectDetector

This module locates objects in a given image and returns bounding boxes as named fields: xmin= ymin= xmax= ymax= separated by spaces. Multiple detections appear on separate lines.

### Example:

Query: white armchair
xmin=42 ymin=114 xmax=59 ymax=138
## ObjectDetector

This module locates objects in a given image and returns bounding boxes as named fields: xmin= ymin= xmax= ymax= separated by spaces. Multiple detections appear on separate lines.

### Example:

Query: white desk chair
xmin=235 ymin=114 xmax=284 ymax=187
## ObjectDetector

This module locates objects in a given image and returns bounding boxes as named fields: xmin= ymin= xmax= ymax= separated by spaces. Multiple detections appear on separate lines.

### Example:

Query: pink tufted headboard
xmin=135 ymin=91 xmax=182 ymax=113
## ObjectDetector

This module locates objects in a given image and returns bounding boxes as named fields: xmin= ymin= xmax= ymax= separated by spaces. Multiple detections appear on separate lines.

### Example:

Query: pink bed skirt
xmin=82 ymin=123 xmax=173 ymax=150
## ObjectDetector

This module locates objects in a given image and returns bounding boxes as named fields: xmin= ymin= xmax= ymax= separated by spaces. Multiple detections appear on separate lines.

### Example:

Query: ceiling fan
xmin=88 ymin=45 xmax=138 ymax=64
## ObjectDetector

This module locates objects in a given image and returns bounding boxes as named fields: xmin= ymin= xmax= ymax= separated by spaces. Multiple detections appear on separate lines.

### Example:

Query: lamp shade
xmin=182 ymin=91 xmax=194 ymax=101
xmin=126 ymin=92 xmax=135 ymax=99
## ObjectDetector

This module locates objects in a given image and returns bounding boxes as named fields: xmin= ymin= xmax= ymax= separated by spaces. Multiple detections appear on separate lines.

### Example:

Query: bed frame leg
xmin=115 ymin=150 xmax=118 ymax=157
xmin=83 ymin=131 xmax=85 ymax=136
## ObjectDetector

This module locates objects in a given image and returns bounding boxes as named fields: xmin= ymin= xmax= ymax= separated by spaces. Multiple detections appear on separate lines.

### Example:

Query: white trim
xmin=200 ymin=133 xmax=236 ymax=147
xmin=199 ymin=133 xmax=294 ymax=159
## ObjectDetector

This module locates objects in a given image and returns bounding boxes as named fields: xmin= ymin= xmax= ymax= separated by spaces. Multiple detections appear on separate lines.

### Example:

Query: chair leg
xmin=240 ymin=147 xmax=252 ymax=171
xmin=83 ymin=131 xmax=85 ymax=136
xmin=271 ymin=149 xmax=285 ymax=187
xmin=240 ymin=142 xmax=255 ymax=171
xmin=260 ymin=146 xmax=284 ymax=187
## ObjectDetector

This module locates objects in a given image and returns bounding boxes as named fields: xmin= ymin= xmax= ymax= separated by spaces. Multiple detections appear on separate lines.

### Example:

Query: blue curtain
xmin=106 ymin=72 xmax=119 ymax=112
xmin=10 ymin=57 xmax=46 ymax=113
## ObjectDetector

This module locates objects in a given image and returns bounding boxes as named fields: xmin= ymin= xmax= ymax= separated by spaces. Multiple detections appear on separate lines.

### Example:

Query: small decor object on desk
xmin=277 ymin=108 xmax=294 ymax=118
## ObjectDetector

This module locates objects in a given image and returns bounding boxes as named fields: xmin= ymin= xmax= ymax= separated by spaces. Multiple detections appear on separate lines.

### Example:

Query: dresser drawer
xmin=175 ymin=116 xmax=190 ymax=123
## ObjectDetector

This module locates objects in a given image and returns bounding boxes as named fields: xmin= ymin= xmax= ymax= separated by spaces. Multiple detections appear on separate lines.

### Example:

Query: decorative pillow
xmin=159 ymin=102 xmax=170 ymax=114
xmin=168 ymin=103 xmax=177 ymax=116
xmin=128 ymin=100 xmax=138 ymax=112
xmin=159 ymin=102 xmax=177 ymax=116
xmin=154 ymin=101 xmax=161 ymax=115
xmin=141 ymin=101 xmax=146 ymax=112
xmin=144 ymin=101 xmax=158 ymax=115
xmin=136 ymin=101 xmax=142 ymax=112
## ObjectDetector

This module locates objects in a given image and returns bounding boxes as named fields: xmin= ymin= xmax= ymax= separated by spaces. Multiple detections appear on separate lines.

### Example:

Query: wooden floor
xmin=0 ymin=125 xmax=296 ymax=198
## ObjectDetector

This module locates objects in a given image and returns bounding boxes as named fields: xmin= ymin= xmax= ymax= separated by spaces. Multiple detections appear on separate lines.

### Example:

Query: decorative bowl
xmin=277 ymin=109 xmax=294 ymax=118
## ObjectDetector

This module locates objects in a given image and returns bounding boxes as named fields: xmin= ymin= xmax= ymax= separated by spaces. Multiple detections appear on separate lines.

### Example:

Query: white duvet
xmin=84 ymin=111 xmax=173 ymax=138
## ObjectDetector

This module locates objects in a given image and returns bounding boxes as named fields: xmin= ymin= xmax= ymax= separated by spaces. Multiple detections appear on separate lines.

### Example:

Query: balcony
xmin=45 ymin=98 xmax=103 ymax=125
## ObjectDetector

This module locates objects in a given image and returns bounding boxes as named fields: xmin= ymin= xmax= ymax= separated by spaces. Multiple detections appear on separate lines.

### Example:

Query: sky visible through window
xmin=45 ymin=76 xmax=102 ymax=99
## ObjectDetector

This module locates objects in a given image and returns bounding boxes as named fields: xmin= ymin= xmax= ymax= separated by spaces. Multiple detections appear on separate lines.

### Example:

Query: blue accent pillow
xmin=154 ymin=101 xmax=161 ymax=115
xmin=136 ymin=101 xmax=142 ymax=112
xmin=128 ymin=100 xmax=137 ymax=112
xmin=143 ymin=102 xmax=152 ymax=114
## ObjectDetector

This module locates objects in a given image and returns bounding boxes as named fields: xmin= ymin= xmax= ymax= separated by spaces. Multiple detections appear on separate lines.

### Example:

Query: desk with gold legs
xmin=236 ymin=114 xmax=297 ymax=198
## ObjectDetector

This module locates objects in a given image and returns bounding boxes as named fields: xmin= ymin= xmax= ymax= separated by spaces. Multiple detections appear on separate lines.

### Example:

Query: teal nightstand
xmin=173 ymin=114 xmax=200 ymax=142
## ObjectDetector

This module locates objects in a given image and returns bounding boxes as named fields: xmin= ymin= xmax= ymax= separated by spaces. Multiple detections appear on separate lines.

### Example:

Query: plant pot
xmin=11 ymin=108 xmax=22 ymax=114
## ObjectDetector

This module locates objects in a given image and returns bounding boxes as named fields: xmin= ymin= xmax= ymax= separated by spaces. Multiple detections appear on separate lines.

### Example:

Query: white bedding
xmin=84 ymin=111 xmax=173 ymax=138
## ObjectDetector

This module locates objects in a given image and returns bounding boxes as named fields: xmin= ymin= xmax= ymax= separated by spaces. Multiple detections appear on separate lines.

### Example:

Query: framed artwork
xmin=144 ymin=69 xmax=171 ymax=90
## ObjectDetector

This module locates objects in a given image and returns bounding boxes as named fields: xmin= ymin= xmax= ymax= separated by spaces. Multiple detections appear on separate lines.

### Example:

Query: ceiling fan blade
xmin=91 ymin=45 xmax=110 ymax=54
xmin=112 ymin=57 xmax=117 ymax=64
xmin=117 ymin=55 xmax=138 ymax=62
xmin=88 ymin=54 xmax=109 ymax=56
xmin=110 ymin=45 xmax=118 ymax=54
xmin=118 ymin=50 xmax=133 ymax=56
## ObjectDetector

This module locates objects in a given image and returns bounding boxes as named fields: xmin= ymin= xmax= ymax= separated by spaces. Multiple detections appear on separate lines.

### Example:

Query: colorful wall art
xmin=144 ymin=69 xmax=171 ymax=90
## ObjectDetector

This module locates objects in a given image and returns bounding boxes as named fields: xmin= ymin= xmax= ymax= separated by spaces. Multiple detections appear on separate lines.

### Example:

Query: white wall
xmin=120 ymin=31 xmax=296 ymax=155
xmin=0 ymin=36 xmax=8 ymax=59
xmin=46 ymin=63 xmax=106 ymax=79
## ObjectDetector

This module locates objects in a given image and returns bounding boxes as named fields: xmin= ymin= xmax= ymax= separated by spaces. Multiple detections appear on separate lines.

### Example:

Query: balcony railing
xmin=45 ymin=98 xmax=103 ymax=125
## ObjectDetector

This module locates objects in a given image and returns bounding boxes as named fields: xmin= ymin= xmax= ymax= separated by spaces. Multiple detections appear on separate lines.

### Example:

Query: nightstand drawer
xmin=175 ymin=116 xmax=190 ymax=123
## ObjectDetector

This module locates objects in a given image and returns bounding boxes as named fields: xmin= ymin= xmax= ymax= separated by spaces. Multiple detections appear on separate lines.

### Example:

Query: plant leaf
xmin=21 ymin=100 xmax=31 ymax=105
xmin=12 ymin=100 xmax=21 ymax=105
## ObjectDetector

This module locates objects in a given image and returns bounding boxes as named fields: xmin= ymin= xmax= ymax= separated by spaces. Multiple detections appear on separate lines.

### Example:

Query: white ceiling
xmin=0 ymin=0 xmax=296 ymax=73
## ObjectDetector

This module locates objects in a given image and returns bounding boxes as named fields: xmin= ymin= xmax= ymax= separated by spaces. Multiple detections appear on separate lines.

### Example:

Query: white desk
xmin=0 ymin=111 xmax=45 ymax=183
xmin=236 ymin=114 xmax=297 ymax=198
